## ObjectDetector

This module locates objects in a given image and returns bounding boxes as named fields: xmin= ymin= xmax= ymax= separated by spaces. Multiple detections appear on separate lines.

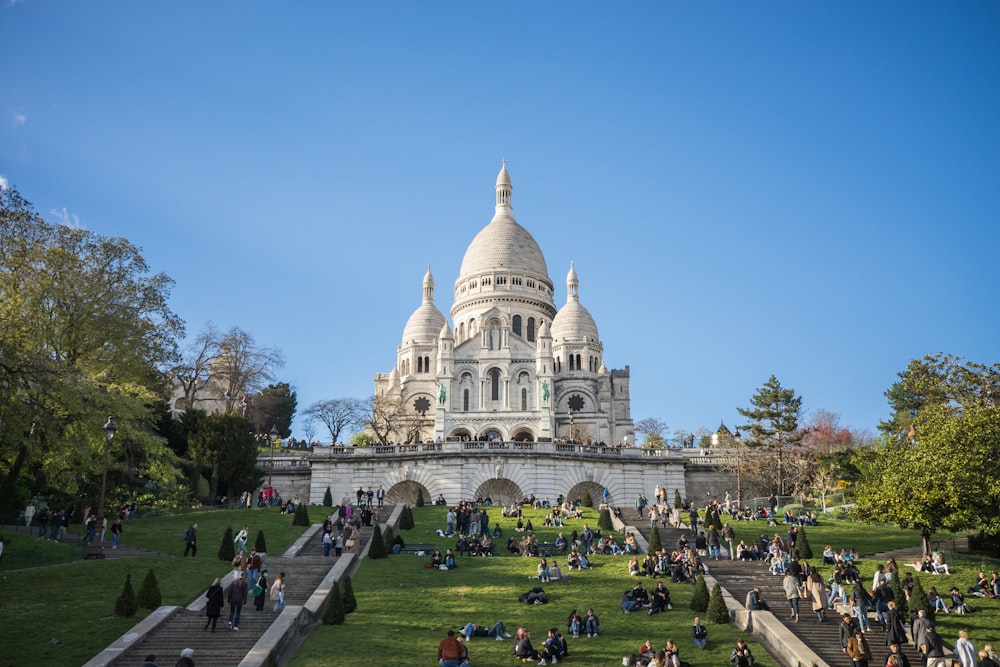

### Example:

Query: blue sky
xmin=3 ymin=2 xmax=998 ymax=441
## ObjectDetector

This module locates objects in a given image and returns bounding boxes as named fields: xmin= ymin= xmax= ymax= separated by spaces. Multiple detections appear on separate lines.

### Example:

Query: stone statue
xmin=542 ymin=381 xmax=550 ymax=404
xmin=438 ymin=383 xmax=446 ymax=406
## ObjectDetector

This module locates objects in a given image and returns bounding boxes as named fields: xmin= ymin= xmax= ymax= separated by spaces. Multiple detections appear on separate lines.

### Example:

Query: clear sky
xmin=3 ymin=2 xmax=998 ymax=441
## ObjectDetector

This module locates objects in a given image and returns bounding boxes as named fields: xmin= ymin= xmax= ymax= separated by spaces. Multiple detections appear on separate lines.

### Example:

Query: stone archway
xmin=510 ymin=428 xmax=535 ymax=442
xmin=449 ymin=428 xmax=474 ymax=441
xmin=385 ymin=480 xmax=431 ymax=506
xmin=473 ymin=478 xmax=523 ymax=506
xmin=566 ymin=481 xmax=607 ymax=508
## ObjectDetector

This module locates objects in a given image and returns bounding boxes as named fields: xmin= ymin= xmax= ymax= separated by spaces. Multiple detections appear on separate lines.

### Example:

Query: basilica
xmin=374 ymin=163 xmax=634 ymax=446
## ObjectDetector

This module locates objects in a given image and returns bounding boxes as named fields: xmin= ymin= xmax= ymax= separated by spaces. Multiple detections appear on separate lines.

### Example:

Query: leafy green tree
xmin=293 ymin=502 xmax=311 ymax=526
xmin=219 ymin=526 xmax=235 ymax=562
xmin=0 ymin=185 xmax=183 ymax=510
xmin=323 ymin=486 xmax=333 ymax=507
xmin=323 ymin=582 xmax=346 ymax=625
xmin=114 ymin=573 xmax=138 ymax=617
xmin=738 ymin=375 xmax=804 ymax=495
xmin=339 ymin=575 xmax=357 ymax=614
xmin=249 ymin=382 xmax=297 ymax=438
xmin=189 ymin=413 xmax=261 ymax=501
xmin=137 ymin=568 xmax=162 ymax=610
xmin=707 ymin=583 xmax=729 ymax=624
xmin=690 ymin=575 xmax=709 ymax=611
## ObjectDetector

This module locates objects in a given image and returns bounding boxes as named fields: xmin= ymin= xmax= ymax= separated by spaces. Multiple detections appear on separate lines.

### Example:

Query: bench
xmin=398 ymin=543 xmax=436 ymax=555
xmin=538 ymin=542 xmax=568 ymax=557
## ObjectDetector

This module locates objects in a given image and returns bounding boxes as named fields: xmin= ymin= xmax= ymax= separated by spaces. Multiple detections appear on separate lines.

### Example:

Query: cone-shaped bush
xmin=340 ymin=575 xmax=357 ymax=614
xmin=648 ymin=526 xmax=662 ymax=553
xmin=674 ymin=489 xmax=683 ymax=509
xmin=598 ymin=508 xmax=613 ymax=532
xmin=323 ymin=581 xmax=346 ymax=625
xmin=707 ymin=582 xmax=730 ymax=624
xmin=690 ymin=575 xmax=710 ymax=612
xmin=255 ymin=529 xmax=267 ymax=554
xmin=909 ymin=575 xmax=933 ymax=622
xmin=795 ymin=528 xmax=813 ymax=560
xmin=136 ymin=568 xmax=162 ymax=610
xmin=416 ymin=493 xmax=425 ymax=507
xmin=399 ymin=506 xmax=415 ymax=530
xmin=582 ymin=492 xmax=593 ymax=508
xmin=219 ymin=526 xmax=235 ymax=562
xmin=114 ymin=573 xmax=138 ymax=617
xmin=382 ymin=526 xmax=394 ymax=552
xmin=889 ymin=574 xmax=908 ymax=618
xmin=368 ymin=523 xmax=387 ymax=559
xmin=293 ymin=502 xmax=311 ymax=526
xmin=323 ymin=486 xmax=333 ymax=507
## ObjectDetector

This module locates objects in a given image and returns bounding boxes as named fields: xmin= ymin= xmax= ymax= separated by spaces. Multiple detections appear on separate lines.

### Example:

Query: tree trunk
xmin=921 ymin=529 xmax=932 ymax=556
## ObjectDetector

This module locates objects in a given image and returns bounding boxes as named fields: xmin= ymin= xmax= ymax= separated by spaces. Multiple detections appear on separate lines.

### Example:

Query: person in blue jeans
xmin=228 ymin=572 xmax=248 ymax=631
xmin=584 ymin=608 xmax=600 ymax=637
xmin=461 ymin=620 xmax=511 ymax=641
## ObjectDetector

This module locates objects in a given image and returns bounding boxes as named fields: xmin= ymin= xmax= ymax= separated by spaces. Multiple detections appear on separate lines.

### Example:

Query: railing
xmin=298 ymin=441 xmax=697 ymax=461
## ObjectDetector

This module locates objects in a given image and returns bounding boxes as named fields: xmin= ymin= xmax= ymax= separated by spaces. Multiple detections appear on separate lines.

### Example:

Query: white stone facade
xmin=374 ymin=163 xmax=634 ymax=445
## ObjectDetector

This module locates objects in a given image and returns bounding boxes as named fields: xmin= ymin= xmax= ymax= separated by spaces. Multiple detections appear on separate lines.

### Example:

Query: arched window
xmin=575 ymin=354 xmax=582 ymax=370
xmin=512 ymin=315 xmax=522 ymax=336
xmin=417 ymin=357 xmax=423 ymax=373
xmin=463 ymin=389 xmax=470 ymax=412
xmin=569 ymin=355 xmax=575 ymax=371
xmin=556 ymin=357 xmax=561 ymax=372
xmin=521 ymin=388 xmax=528 ymax=410
xmin=527 ymin=317 xmax=536 ymax=342
xmin=458 ymin=322 xmax=465 ymax=341
xmin=424 ymin=356 xmax=430 ymax=373
xmin=490 ymin=369 xmax=500 ymax=401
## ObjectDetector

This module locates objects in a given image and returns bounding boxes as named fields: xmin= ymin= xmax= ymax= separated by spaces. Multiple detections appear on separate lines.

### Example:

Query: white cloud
xmin=6 ymin=0 xmax=24 ymax=8
xmin=11 ymin=111 xmax=26 ymax=125
xmin=50 ymin=207 xmax=83 ymax=228
xmin=0 ymin=175 xmax=8 ymax=190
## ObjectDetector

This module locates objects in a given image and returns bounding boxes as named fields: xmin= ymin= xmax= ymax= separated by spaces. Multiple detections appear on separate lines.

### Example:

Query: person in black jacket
xmin=204 ymin=577 xmax=224 ymax=632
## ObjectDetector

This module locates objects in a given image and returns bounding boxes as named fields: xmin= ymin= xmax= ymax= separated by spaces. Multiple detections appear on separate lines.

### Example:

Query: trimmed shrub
xmin=114 ymin=573 xmax=138 ymax=617
xmin=707 ymin=582 xmax=729 ymax=624
xmin=598 ymin=508 xmax=613 ymax=532
xmin=293 ymin=503 xmax=311 ymax=526
xmin=368 ymin=524 xmax=387 ymax=559
xmin=648 ymin=526 xmax=662 ymax=553
xmin=889 ymin=573 xmax=908 ymax=618
xmin=690 ymin=575 xmax=710 ymax=612
xmin=909 ymin=575 xmax=933 ymax=622
xmin=323 ymin=486 xmax=333 ymax=507
xmin=255 ymin=529 xmax=267 ymax=554
xmin=399 ymin=506 xmax=415 ymax=530
xmin=795 ymin=528 xmax=813 ymax=560
xmin=323 ymin=581 xmax=346 ymax=625
xmin=582 ymin=492 xmax=593 ymax=508
xmin=415 ymin=493 xmax=425 ymax=507
xmin=382 ymin=526 xmax=394 ymax=552
xmin=219 ymin=526 xmax=235 ymax=562
xmin=340 ymin=575 xmax=357 ymax=614
xmin=674 ymin=489 xmax=683 ymax=509
xmin=136 ymin=568 xmax=162 ymax=610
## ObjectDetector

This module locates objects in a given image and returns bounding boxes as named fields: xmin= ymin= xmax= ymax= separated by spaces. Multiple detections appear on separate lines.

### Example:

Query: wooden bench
xmin=398 ymin=543 xmax=436 ymax=555
xmin=538 ymin=542 xmax=568 ymax=557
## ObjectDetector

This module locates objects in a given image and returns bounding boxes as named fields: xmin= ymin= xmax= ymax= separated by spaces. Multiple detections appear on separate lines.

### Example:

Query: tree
xmin=794 ymin=528 xmax=812 ymax=559
xmin=889 ymin=574 xmax=907 ymax=618
xmin=706 ymin=583 xmax=729 ymax=624
xmin=598 ymin=507 xmax=613 ymax=531
xmin=635 ymin=418 xmax=669 ymax=448
xmin=303 ymin=398 xmax=364 ymax=445
xmin=368 ymin=524 xmax=387 ymax=559
xmin=908 ymin=576 xmax=933 ymax=623
xmin=339 ymin=575 xmax=357 ymax=614
xmin=323 ymin=486 xmax=333 ymax=507
xmin=248 ymin=382 xmax=297 ymax=438
xmin=114 ymin=574 xmax=138 ymax=618
xmin=364 ymin=394 xmax=410 ymax=445
xmin=648 ymin=526 xmax=662 ymax=553
xmin=170 ymin=323 xmax=221 ymax=413
xmin=293 ymin=502 xmax=311 ymax=526
xmin=212 ymin=327 xmax=284 ymax=415
xmin=690 ymin=575 xmax=709 ymax=612
xmin=0 ymin=185 xmax=184 ymax=510
xmin=188 ymin=413 xmax=261 ymax=501
xmin=737 ymin=375 xmax=804 ymax=496
xmin=219 ymin=526 xmax=236 ymax=562
xmin=254 ymin=529 xmax=267 ymax=554
xmin=399 ymin=506 xmax=414 ymax=530
xmin=137 ymin=568 xmax=162 ymax=610
xmin=323 ymin=583 xmax=346 ymax=625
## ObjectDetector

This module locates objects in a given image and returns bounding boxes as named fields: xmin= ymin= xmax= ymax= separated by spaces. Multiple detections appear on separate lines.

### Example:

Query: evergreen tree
xmin=114 ymin=573 xmax=138 ymax=618
xmin=582 ymin=492 xmax=593 ymax=508
xmin=909 ymin=576 xmax=933 ymax=622
xmin=737 ymin=375 xmax=804 ymax=496
xmin=323 ymin=581 xmax=346 ymax=625
xmin=674 ymin=489 xmax=683 ymax=509
xmin=707 ymin=582 xmax=729 ymax=624
xmin=293 ymin=502 xmax=310 ymax=526
xmin=219 ymin=526 xmax=235 ymax=562
xmin=690 ymin=575 xmax=710 ymax=612
xmin=598 ymin=508 xmax=613 ymax=532
xmin=416 ymin=493 xmax=425 ymax=507
xmin=795 ymin=528 xmax=813 ymax=560
xmin=889 ymin=574 xmax=908 ymax=618
xmin=255 ymin=529 xmax=267 ymax=554
xmin=399 ymin=506 xmax=414 ymax=530
xmin=648 ymin=526 xmax=662 ymax=553
xmin=136 ymin=568 xmax=162 ymax=610
xmin=368 ymin=523 xmax=387 ymax=559
xmin=382 ymin=526 xmax=394 ymax=553
xmin=340 ymin=575 xmax=357 ymax=614
xmin=323 ymin=486 xmax=333 ymax=507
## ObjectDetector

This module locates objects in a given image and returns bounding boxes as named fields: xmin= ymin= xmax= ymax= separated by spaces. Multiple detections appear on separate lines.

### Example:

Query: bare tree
xmin=303 ymin=398 xmax=364 ymax=445
xmin=171 ymin=322 xmax=221 ymax=410
xmin=635 ymin=417 xmax=669 ymax=447
xmin=214 ymin=327 xmax=284 ymax=413
xmin=364 ymin=394 xmax=408 ymax=445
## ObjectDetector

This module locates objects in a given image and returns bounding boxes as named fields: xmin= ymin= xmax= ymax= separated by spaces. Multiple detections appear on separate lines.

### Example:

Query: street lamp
xmin=86 ymin=416 xmax=117 ymax=560
xmin=733 ymin=428 xmax=743 ymax=509
xmin=268 ymin=424 xmax=278 ymax=489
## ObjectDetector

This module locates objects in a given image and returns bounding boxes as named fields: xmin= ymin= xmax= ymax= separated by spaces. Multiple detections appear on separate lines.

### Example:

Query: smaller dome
xmin=439 ymin=322 xmax=453 ymax=340
xmin=550 ymin=262 xmax=600 ymax=343
xmin=401 ymin=267 xmax=447 ymax=345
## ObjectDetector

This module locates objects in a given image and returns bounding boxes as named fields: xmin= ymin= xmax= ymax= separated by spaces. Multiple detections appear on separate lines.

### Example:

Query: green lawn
xmin=0 ymin=508 xmax=307 ymax=666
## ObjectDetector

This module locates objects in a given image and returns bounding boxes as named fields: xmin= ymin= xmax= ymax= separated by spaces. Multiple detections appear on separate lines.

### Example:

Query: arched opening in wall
xmin=463 ymin=389 xmax=470 ymax=412
xmin=449 ymin=428 xmax=473 ymax=441
xmin=385 ymin=480 xmax=431 ymax=506
xmin=512 ymin=314 xmax=522 ymax=336
xmin=481 ymin=428 xmax=503 ymax=441
xmin=565 ymin=481 xmax=608 ymax=508
xmin=458 ymin=322 xmax=465 ymax=341
xmin=527 ymin=317 xmax=536 ymax=342
xmin=474 ymin=478 xmax=523 ymax=506
xmin=511 ymin=428 xmax=535 ymax=442
xmin=490 ymin=369 xmax=500 ymax=401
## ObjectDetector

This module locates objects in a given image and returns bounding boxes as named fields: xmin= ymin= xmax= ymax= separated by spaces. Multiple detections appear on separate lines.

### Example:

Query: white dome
xmin=550 ymin=262 xmax=600 ymax=342
xmin=401 ymin=267 xmax=447 ymax=345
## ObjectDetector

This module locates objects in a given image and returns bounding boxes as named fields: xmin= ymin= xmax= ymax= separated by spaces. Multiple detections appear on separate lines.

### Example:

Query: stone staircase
xmin=622 ymin=508 xmax=925 ymax=667
xmin=106 ymin=524 xmax=371 ymax=667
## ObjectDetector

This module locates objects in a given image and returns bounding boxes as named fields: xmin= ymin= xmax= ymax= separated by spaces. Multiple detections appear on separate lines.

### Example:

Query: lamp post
xmin=268 ymin=424 xmax=278 ymax=489
xmin=86 ymin=416 xmax=117 ymax=560
xmin=734 ymin=428 xmax=743 ymax=509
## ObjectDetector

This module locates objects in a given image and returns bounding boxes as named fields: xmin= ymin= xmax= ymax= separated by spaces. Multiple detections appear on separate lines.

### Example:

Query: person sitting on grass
xmin=648 ymin=581 xmax=672 ymax=615
xmin=566 ymin=609 xmax=582 ymax=639
xmin=437 ymin=629 xmax=469 ymax=667
xmin=584 ymin=608 xmax=600 ymax=637
xmin=543 ymin=627 xmax=568 ymax=662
